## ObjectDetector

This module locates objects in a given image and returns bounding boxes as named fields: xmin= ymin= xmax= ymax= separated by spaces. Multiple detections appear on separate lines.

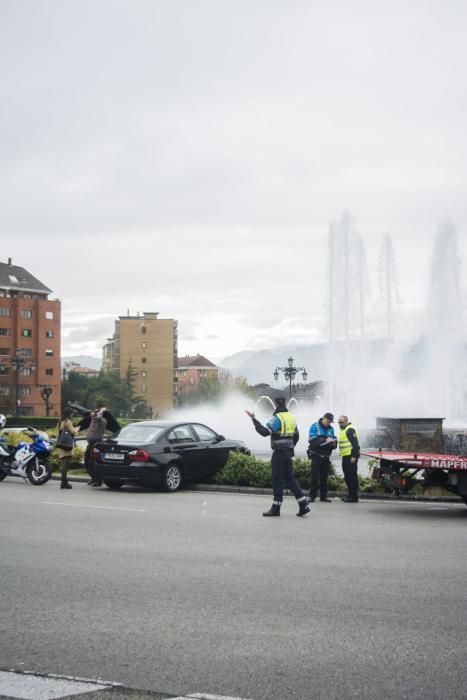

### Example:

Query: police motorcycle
xmin=0 ymin=414 xmax=53 ymax=486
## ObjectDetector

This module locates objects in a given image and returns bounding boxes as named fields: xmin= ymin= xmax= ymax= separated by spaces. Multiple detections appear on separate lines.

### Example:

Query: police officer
xmin=245 ymin=397 xmax=310 ymax=517
xmin=337 ymin=415 xmax=360 ymax=502
xmin=308 ymin=412 xmax=337 ymax=502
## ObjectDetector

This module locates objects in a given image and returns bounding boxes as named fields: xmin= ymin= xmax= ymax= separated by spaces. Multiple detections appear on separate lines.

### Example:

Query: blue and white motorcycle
xmin=0 ymin=426 xmax=53 ymax=486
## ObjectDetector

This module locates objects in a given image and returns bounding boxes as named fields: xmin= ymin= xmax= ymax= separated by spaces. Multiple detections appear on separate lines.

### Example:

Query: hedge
xmin=214 ymin=452 xmax=385 ymax=493
xmin=5 ymin=416 xmax=61 ymax=430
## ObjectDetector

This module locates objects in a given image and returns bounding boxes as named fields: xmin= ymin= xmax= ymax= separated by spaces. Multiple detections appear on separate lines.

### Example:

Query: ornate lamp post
xmin=0 ymin=349 xmax=36 ymax=417
xmin=273 ymin=356 xmax=308 ymax=400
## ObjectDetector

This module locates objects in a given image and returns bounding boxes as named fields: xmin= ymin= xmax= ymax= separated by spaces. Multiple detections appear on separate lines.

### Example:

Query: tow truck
xmin=362 ymin=449 xmax=467 ymax=504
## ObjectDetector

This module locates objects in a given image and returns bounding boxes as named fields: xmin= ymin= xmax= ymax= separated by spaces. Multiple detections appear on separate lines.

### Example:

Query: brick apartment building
xmin=103 ymin=312 xmax=178 ymax=417
xmin=177 ymin=354 xmax=218 ymax=400
xmin=0 ymin=259 xmax=61 ymax=416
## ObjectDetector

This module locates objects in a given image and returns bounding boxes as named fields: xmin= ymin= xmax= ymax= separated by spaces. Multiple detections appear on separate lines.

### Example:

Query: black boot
xmin=263 ymin=504 xmax=280 ymax=517
xmin=297 ymin=499 xmax=311 ymax=517
xmin=60 ymin=480 xmax=72 ymax=490
xmin=341 ymin=495 xmax=358 ymax=502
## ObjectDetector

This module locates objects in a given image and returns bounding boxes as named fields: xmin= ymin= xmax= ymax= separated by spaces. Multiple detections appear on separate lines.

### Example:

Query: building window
xmin=141 ymin=326 xmax=147 ymax=335
xmin=141 ymin=385 xmax=147 ymax=393
xmin=20 ymin=386 xmax=31 ymax=396
xmin=45 ymin=368 xmax=53 ymax=376
xmin=19 ymin=348 xmax=32 ymax=357
xmin=21 ymin=329 xmax=32 ymax=337
xmin=141 ymin=370 xmax=147 ymax=379
xmin=141 ymin=341 xmax=148 ymax=349
xmin=45 ymin=311 xmax=54 ymax=320
xmin=0 ymin=348 xmax=9 ymax=356
xmin=45 ymin=349 xmax=54 ymax=357
xmin=141 ymin=357 xmax=147 ymax=364
xmin=0 ymin=328 xmax=11 ymax=336
xmin=0 ymin=385 xmax=10 ymax=395
xmin=45 ymin=330 xmax=54 ymax=338
xmin=19 ymin=367 xmax=32 ymax=376
xmin=0 ymin=308 xmax=10 ymax=317
xmin=0 ymin=365 xmax=9 ymax=375
xmin=8 ymin=274 xmax=19 ymax=283
xmin=20 ymin=310 xmax=32 ymax=318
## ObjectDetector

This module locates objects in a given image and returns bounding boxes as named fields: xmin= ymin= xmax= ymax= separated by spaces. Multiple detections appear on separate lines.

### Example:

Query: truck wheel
xmin=461 ymin=496 xmax=467 ymax=506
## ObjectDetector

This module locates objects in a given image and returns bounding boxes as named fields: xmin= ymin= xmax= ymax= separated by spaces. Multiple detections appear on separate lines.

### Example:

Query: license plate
xmin=104 ymin=453 xmax=125 ymax=461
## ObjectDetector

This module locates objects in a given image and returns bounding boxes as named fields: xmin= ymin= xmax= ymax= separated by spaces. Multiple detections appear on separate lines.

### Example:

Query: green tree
xmin=62 ymin=370 xmax=133 ymax=416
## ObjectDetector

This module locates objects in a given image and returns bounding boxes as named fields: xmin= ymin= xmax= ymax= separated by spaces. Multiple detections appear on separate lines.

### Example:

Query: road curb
xmin=50 ymin=475 xmax=463 ymax=503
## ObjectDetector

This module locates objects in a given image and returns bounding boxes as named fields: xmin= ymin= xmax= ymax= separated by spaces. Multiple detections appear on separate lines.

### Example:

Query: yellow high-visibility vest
xmin=338 ymin=423 xmax=358 ymax=456
xmin=276 ymin=411 xmax=297 ymax=437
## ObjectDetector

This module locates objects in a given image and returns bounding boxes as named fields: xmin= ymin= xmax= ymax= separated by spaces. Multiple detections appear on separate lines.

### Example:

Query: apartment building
xmin=0 ymin=258 xmax=61 ymax=416
xmin=103 ymin=312 xmax=178 ymax=417
xmin=177 ymin=354 xmax=218 ymax=401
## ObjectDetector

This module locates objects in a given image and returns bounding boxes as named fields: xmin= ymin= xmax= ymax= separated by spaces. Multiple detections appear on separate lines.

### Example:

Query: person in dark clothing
xmin=73 ymin=401 xmax=121 ymax=487
xmin=337 ymin=415 xmax=360 ymax=502
xmin=308 ymin=412 xmax=337 ymax=502
xmin=246 ymin=397 xmax=310 ymax=517
xmin=73 ymin=402 xmax=121 ymax=435
xmin=84 ymin=410 xmax=107 ymax=486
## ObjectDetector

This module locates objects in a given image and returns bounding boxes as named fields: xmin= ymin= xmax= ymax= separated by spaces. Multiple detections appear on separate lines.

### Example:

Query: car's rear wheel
xmin=161 ymin=463 xmax=182 ymax=492
xmin=104 ymin=480 xmax=123 ymax=490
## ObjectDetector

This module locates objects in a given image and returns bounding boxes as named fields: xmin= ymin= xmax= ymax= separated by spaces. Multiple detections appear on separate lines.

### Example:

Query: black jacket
xmin=70 ymin=402 xmax=121 ymax=434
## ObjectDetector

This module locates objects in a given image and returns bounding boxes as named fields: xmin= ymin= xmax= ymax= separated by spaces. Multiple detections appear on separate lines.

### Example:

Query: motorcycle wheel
xmin=27 ymin=459 xmax=52 ymax=486
xmin=0 ymin=471 xmax=6 ymax=482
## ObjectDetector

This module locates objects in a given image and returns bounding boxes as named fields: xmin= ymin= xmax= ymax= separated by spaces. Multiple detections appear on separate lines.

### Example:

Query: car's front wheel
xmin=161 ymin=463 xmax=182 ymax=492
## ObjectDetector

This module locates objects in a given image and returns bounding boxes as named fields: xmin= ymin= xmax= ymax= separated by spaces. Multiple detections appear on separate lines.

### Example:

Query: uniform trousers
xmin=309 ymin=454 xmax=331 ymax=499
xmin=271 ymin=447 xmax=305 ymax=505
xmin=342 ymin=455 xmax=359 ymax=498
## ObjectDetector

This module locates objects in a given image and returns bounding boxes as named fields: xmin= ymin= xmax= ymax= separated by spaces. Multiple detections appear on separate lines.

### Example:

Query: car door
xmin=190 ymin=423 xmax=227 ymax=477
xmin=165 ymin=424 xmax=203 ymax=480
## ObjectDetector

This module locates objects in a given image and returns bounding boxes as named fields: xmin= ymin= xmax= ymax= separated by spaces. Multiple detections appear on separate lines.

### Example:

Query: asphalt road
xmin=1 ymin=479 xmax=467 ymax=700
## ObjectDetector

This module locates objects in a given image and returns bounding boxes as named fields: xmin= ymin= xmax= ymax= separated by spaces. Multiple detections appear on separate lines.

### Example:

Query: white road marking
xmin=173 ymin=694 xmax=255 ymax=700
xmin=0 ymin=671 xmax=255 ymax=700
xmin=0 ymin=670 xmax=110 ymax=699
xmin=43 ymin=501 xmax=146 ymax=512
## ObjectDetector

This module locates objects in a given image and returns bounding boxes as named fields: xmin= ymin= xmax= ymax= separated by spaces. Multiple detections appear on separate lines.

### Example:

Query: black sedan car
xmin=91 ymin=420 xmax=250 ymax=491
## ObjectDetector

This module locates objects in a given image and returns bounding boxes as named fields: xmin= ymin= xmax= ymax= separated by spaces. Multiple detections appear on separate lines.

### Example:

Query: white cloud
xmin=1 ymin=0 xmax=466 ymax=359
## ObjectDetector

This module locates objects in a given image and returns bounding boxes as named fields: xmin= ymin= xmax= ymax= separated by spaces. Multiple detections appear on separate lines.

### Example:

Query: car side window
xmin=167 ymin=426 xmax=196 ymax=444
xmin=192 ymin=424 xmax=217 ymax=443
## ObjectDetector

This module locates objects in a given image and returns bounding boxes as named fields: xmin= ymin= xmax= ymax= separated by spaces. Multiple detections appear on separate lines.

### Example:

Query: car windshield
xmin=116 ymin=424 xmax=164 ymax=444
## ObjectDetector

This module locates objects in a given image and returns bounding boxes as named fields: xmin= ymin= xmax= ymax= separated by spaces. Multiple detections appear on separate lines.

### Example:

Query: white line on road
xmin=43 ymin=501 xmax=146 ymax=512
xmin=0 ymin=670 xmax=111 ymax=699
xmin=172 ymin=694 xmax=255 ymax=700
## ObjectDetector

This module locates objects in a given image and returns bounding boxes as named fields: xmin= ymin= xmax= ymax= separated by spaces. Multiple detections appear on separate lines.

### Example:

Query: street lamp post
xmin=273 ymin=356 xmax=308 ymax=400
xmin=0 ymin=349 xmax=36 ymax=417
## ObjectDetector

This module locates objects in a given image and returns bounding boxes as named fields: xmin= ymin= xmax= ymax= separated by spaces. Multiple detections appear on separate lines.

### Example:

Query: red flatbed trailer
xmin=361 ymin=450 xmax=467 ymax=503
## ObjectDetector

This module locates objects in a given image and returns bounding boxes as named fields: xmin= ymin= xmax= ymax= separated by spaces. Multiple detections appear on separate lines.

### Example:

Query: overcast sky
xmin=1 ymin=0 xmax=466 ymax=362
